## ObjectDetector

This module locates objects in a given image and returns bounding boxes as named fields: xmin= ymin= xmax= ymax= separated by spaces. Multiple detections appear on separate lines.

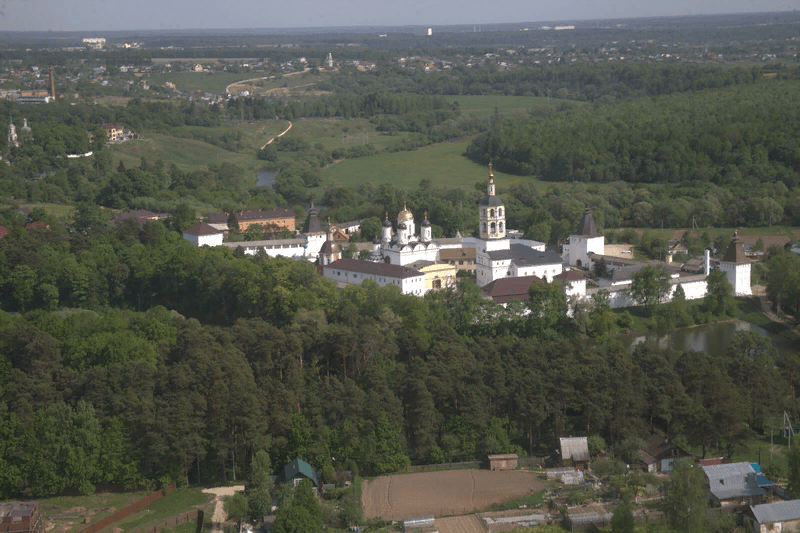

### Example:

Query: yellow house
xmin=416 ymin=262 xmax=457 ymax=291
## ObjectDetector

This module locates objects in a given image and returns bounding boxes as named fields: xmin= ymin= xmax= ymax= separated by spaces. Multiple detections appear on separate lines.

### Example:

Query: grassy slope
xmin=110 ymin=135 xmax=258 ymax=172
xmin=113 ymin=488 xmax=213 ymax=532
xmin=322 ymin=140 xmax=536 ymax=190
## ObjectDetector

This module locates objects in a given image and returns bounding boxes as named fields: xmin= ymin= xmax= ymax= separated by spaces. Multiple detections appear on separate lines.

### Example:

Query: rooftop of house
xmin=749 ymin=500 xmax=800 ymax=524
xmin=642 ymin=433 xmax=690 ymax=461
xmin=325 ymin=259 xmax=424 ymax=279
xmin=184 ymin=222 xmax=223 ymax=237
xmin=722 ymin=232 xmax=749 ymax=263
xmin=487 ymin=245 xmax=564 ymax=267
xmin=702 ymin=462 xmax=765 ymax=501
xmin=482 ymin=275 xmax=543 ymax=304
xmin=0 ymin=501 xmax=39 ymax=519
xmin=560 ymin=437 xmax=590 ymax=462
xmin=275 ymin=458 xmax=320 ymax=487
xmin=439 ymin=247 xmax=476 ymax=261
xmin=553 ymin=270 xmax=585 ymax=282
xmin=112 ymin=209 xmax=157 ymax=221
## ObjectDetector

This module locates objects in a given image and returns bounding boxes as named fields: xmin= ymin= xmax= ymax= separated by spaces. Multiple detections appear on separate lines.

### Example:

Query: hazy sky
xmin=1 ymin=0 xmax=797 ymax=32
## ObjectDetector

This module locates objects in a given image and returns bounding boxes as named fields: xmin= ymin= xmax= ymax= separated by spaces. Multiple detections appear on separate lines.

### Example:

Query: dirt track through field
xmin=361 ymin=470 xmax=543 ymax=521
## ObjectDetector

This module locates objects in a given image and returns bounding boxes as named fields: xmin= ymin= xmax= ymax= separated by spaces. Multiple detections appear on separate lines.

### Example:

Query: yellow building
xmin=413 ymin=262 xmax=457 ymax=291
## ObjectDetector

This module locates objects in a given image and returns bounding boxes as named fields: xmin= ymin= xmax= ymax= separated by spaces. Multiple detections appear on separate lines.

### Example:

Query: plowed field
xmin=361 ymin=469 xmax=544 ymax=521
xmin=436 ymin=515 xmax=485 ymax=533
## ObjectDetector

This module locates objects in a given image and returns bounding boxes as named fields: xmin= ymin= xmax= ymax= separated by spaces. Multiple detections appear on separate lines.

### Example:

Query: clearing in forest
xmin=361 ymin=469 xmax=544 ymax=521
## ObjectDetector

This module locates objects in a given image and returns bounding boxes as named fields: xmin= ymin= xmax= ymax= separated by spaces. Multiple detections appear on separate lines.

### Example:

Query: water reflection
xmin=619 ymin=320 xmax=794 ymax=356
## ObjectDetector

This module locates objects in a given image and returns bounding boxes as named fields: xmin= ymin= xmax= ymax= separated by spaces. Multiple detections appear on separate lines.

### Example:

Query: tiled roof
xmin=0 ymin=226 xmax=8 ymax=239
xmin=184 ymin=222 xmax=223 ymax=236
xmin=25 ymin=221 xmax=49 ymax=230
xmin=326 ymin=259 xmax=423 ymax=279
xmin=483 ymin=275 xmax=542 ymax=303
xmin=207 ymin=213 xmax=228 ymax=224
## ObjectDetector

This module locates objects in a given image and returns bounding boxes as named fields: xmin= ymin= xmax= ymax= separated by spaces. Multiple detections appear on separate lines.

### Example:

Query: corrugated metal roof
xmin=751 ymin=500 xmax=800 ymax=524
xmin=702 ymin=462 xmax=765 ymax=500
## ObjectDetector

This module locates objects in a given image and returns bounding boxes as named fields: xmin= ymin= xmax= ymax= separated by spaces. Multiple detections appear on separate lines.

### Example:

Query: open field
xmin=110 ymin=134 xmax=258 ymax=172
xmin=445 ymin=95 xmax=575 ymax=116
xmin=323 ymin=140 xmax=535 ymax=190
xmin=228 ymin=70 xmax=330 ymax=96
xmin=361 ymin=469 xmax=545 ymax=521
xmin=436 ymin=515 xmax=485 ymax=533
xmin=35 ymin=491 xmax=150 ymax=533
xmin=7 ymin=203 xmax=76 ymax=220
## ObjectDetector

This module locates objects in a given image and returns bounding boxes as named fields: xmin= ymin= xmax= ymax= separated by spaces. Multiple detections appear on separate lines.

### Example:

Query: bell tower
xmin=478 ymin=163 xmax=505 ymax=240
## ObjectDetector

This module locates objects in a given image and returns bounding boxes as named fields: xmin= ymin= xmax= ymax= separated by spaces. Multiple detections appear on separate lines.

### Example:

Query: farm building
xmin=488 ymin=454 xmax=518 ymax=470
xmin=564 ymin=506 xmax=613 ymax=532
xmin=702 ymin=462 xmax=766 ymax=507
xmin=0 ymin=502 xmax=43 ymax=533
xmin=745 ymin=500 xmax=800 ymax=532
xmin=560 ymin=437 xmax=591 ymax=469
xmin=546 ymin=468 xmax=584 ymax=485
xmin=403 ymin=516 xmax=435 ymax=532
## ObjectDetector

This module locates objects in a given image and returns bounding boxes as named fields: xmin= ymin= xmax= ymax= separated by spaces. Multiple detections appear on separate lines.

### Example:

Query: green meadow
xmin=322 ymin=140 xmax=534 ymax=190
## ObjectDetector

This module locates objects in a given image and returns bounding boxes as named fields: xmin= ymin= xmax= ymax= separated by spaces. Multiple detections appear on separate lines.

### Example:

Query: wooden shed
xmin=488 ymin=453 xmax=519 ymax=471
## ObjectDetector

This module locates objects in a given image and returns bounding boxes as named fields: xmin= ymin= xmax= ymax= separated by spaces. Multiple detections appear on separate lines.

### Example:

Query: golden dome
xmin=398 ymin=203 xmax=413 ymax=221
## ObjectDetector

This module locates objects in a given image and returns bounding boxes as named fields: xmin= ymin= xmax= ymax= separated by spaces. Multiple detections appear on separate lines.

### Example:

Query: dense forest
xmin=0 ymin=214 xmax=799 ymax=498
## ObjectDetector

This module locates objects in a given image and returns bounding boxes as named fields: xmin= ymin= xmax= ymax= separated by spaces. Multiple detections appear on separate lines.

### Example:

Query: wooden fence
xmin=77 ymin=485 xmax=177 ymax=533
xmin=404 ymin=457 xmax=547 ymax=473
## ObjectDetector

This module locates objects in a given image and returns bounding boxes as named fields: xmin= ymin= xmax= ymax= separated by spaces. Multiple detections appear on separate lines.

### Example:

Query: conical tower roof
xmin=576 ymin=206 xmax=600 ymax=237
xmin=722 ymin=230 xmax=748 ymax=263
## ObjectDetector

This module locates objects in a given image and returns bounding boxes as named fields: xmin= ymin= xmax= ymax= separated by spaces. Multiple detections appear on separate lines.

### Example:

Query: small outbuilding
xmin=403 ymin=516 xmax=435 ymax=533
xmin=488 ymin=453 xmax=519 ymax=471
xmin=273 ymin=458 xmax=320 ymax=488
xmin=560 ymin=437 xmax=591 ymax=469
xmin=745 ymin=499 xmax=800 ymax=532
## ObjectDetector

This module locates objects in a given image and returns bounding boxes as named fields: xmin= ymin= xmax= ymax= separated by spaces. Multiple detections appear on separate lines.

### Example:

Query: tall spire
xmin=487 ymin=162 xmax=496 ymax=196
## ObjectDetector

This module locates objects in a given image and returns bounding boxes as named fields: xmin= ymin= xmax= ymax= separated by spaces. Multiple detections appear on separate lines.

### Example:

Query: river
xmin=256 ymin=170 xmax=278 ymax=188
xmin=618 ymin=320 xmax=796 ymax=357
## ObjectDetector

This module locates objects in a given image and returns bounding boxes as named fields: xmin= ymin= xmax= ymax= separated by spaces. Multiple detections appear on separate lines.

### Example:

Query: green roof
xmin=276 ymin=458 xmax=319 ymax=487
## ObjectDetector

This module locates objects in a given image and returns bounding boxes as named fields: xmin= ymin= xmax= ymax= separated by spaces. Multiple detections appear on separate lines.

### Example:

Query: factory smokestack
xmin=49 ymin=66 xmax=56 ymax=100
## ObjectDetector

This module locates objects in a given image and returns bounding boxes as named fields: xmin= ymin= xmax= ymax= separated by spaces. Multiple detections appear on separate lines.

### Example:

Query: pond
xmin=618 ymin=320 xmax=796 ymax=357
xmin=256 ymin=170 xmax=278 ymax=188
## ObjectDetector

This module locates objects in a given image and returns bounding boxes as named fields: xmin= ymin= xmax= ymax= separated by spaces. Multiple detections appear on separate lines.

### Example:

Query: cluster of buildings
xmin=179 ymin=165 xmax=753 ymax=309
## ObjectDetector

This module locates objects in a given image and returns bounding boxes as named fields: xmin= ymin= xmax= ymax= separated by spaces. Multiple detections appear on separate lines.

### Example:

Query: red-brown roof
xmin=25 ymin=221 xmax=49 ymax=230
xmin=184 ymin=222 xmax=223 ymax=236
xmin=482 ymin=275 xmax=543 ymax=304
xmin=553 ymin=270 xmax=584 ymax=282
xmin=0 ymin=226 xmax=8 ymax=239
xmin=325 ymin=259 xmax=423 ymax=279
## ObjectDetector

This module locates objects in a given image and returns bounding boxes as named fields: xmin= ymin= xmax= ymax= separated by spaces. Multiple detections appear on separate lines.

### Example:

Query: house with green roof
xmin=273 ymin=459 xmax=320 ymax=488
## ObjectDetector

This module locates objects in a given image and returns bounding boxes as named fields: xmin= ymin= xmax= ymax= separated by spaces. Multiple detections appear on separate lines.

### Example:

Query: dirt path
xmin=201 ymin=486 xmax=245 ymax=533
xmin=753 ymin=285 xmax=796 ymax=327
xmin=226 ymin=68 xmax=310 ymax=95
xmin=260 ymin=121 xmax=293 ymax=150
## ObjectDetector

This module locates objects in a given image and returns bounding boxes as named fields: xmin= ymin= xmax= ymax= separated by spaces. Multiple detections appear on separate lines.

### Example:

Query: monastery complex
xmin=183 ymin=166 xmax=753 ymax=307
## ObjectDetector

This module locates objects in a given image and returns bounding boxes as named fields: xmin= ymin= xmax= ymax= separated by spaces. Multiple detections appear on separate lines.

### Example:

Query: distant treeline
xmin=466 ymin=78 xmax=800 ymax=188
xmin=318 ymin=63 xmax=799 ymax=101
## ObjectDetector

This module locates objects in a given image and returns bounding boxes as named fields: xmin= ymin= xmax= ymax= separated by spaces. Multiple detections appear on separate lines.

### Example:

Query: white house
xmin=183 ymin=223 xmax=224 ymax=247
xmin=324 ymin=259 xmax=427 ymax=296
